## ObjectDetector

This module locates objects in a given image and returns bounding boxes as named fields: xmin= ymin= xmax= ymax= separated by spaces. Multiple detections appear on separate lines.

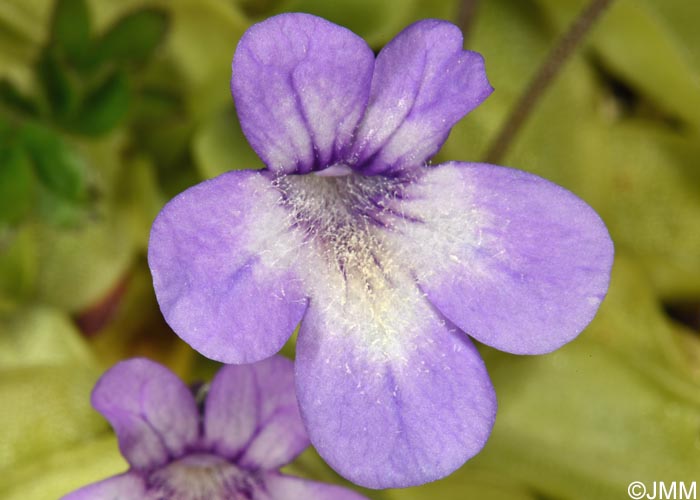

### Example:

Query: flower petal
xmin=61 ymin=473 xmax=146 ymax=500
xmin=263 ymin=473 xmax=369 ymax=500
xmin=148 ymin=170 xmax=308 ymax=363
xmin=231 ymin=13 xmax=375 ymax=174
xmin=351 ymin=20 xmax=492 ymax=175
xmin=91 ymin=358 xmax=198 ymax=470
xmin=295 ymin=278 xmax=496 ymax=489
xmin=205 ymin=356 xmax=309 ymax=470
xmin=385 ymin=162 xmax=614 ymax=354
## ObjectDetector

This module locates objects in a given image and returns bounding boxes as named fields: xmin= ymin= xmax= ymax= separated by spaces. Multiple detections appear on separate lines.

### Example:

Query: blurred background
xmin=0 ymin=0 xmax=698 ymax=498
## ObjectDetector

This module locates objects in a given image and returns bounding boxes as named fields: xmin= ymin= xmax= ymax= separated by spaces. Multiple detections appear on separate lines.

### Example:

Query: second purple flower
xmin=148 ymin=13 xmax=614 ymax=489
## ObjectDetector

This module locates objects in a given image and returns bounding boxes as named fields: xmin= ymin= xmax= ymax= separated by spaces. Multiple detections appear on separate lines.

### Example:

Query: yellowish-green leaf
xmin=0 ymin=436 xmax=126 ymax=500
xmin=0 ymin=364 xmax=105 ymax=471
xmin=0 ymin=307 xmax=95 ymax=368
xmin=534 ymin=0 xmax=700 ymax=132
xmin=193 ymin=107 xmax=264 ymax=180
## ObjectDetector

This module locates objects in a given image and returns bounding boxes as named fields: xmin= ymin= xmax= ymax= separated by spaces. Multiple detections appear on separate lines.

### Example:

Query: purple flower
xmin=63 ymin=356 xmax=367 ymax=500
xmin=148 ymin=13 xmax=614 ymax=488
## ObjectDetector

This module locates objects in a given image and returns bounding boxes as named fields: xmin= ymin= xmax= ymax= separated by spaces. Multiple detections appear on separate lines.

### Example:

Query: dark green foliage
xmin=0 ymin=80 xmax=39 ymax=117
xmin=36 ymin=47 xmax=77 ymax=120
xmin=91 ymin=8 xmax=168 ymax=67
xmin=51 ymin=0 xmax=91 ymax=64
xmin=20 ymin=123 xmax=87 ymax=204
xmin=71 ymin=71 xmax=129 ymax=136
xmin=0 ymin=140 xmax=34 ymax=226
xmin=14 ymin=2 xmax=170 ymax=137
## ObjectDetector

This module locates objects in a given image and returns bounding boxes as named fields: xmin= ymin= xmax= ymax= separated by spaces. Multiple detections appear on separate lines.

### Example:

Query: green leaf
xmin=466 ymin=257 xmax=700 ymax=500
xmin=438 ymin=0 xmax=554 ymax=163
xmin=283 ymin=447 xmax=387 ymax=500
xmin=0 ymin=307 xmax=95 ymax=369
xmin=193 ymin=107 xmax=265 ymax=179
xmin=71 ymin=71 xmax=129 ymax=136
xmin=163 ymin=0 xmax=248 ymax=116
xmin=598 ymin=124 xmax=700 ymax=297
xmin=272 ymin=0 xmax=460 ymax=47
xmin=131 ymin=86 xmax=182 ymax=123
xmin=0 ymin=226 xmax=37 ymax=311
xmin=20 ymin=123 xmax=88 ymax=203
xmin=385 ymin=469 xmax=540 ymax=500
xmin=33 ymin=201 xmax=136 ymax=313
xmin=0 ymin=436 xmax=126 ymax=500
xmin=35 ymin=48 xmax=77 ymax=120
xmin=0 ymin=141 xmax=34 ymax=226
xmin=442 ymin=0 xmax=700 ymax=298
xmin=51 ymin=0 xmax=90 ymax=64
xmin=114 ymin=156 xmax=163 ymax=250
xmin=645 ymin=0 xmax=700 ymax=73
xmin=0 ymin=364 xmax=105 ymax=471
xmin=534 ymin=0 xmax=700 ymax=132
xmin=0 ymin=79 xmax=38 ymax=116
xmin=93 ymin=8 xmax=168 ymax=66
xmin=235 ymin=0 xmax=285 ymax=17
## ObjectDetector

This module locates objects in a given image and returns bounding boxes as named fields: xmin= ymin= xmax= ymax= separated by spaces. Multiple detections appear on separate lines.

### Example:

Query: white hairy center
xmin=147 ymin=454 xmax=261 ymax=499
xmin=248 ymin=167 xmax=489 ymax=362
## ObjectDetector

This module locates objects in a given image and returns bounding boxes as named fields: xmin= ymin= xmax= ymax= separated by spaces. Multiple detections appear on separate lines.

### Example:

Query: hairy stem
xmin=483 ymin=0 xmax=615 ymax=164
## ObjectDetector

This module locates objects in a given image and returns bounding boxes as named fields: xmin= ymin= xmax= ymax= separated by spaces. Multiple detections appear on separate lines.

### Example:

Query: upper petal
xmin=148 ymin=170 xmax=308 ymax=364
xmin=262 ymin=473 xmax=369 ymax=500
xmin=204 ymin=356 xmax=309 ymax=470
xmin=61 ymin=473 xmax=147 ymax=500
xmin=91 ymin=358 xmax=199 ymax=470
xmin=384 ymin=162 xmax=614 ymax=354
xmin=350 ymin=20 xmax=492 ymax=175
xmin=231 ymin=13 xmax=375 ymax=174
xmin=295 ymin=275 xmax=496 ymax=489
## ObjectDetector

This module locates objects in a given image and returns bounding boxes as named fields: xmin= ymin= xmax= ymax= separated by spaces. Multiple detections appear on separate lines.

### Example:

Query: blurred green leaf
xmin=0 ymin=364 xmax=105 ymax=471
xmin=1 ymin=436 xmax=126 ymax=500
xmin=438 ymin=0 xmax=553 ymax=163
xmin=534 ymin=0 xmax=700 ymax=132
xmin=599 ymin=124 xmax=700 ymax=297
xmin=284 ymin=446 xmax=387 ymax=500
xmin=33 ymin=204 xmax=135 ymax=313
xmin=0 ymin=142 xmax=34 ymax=226
xmin=20 ymin=122 xmax=88 ymax=203
xmin=71 ymin=70 xmax=129 ymax=136
xmin=646 ymin=0 xmax=700 ymax=72
xmin=385 ymin=469 xmax=539 ymax=500
xmin=270 ymin=0 xmax=459 ymax=47
xmin=235 ymin=0 xmax=285 ymax=18
xmin=467 ymin=257 xmax=700 ymax=500
xmin=0 ymin=307 xmax=95 ymax=369
xmin=0 ymin=1 xmax=46 ymax=78
xmin=165 ymin=0 xmax=247 ymax=117
xmin=193 ymin=107 xmax=265 ymax=179
xmin=442 ymin=0 xmax=700 ymax=298
xmin=0 ymin=79 xmax=38 ymax=116
xmin=116 ymin=155 xmax=163 ymax=249
xmin=36 ymin=47 xmax=77 ymax=119
xmin=51 ymin=0 xmax=90 ymax=64
xmin=92 ymin=8 xmax=168 ymax=66
xmin=0 ymin=306 xmax=103 ymax=479
xmin=584 ymin=257 xmax=696 ymax=379
xmin=131 ymin=86 xmax=182 ymax=123
xmin=0 ymin=226 xmax=37 ymax=311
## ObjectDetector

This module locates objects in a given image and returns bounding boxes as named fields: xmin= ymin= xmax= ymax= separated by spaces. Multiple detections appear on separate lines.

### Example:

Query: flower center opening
xmin=273 ymin=172 xmax=413 ymax=283
xmin=146 ymin=453 xmax=262 ymax=500
xmin=313 ymin=163 xmax=354 ymax=177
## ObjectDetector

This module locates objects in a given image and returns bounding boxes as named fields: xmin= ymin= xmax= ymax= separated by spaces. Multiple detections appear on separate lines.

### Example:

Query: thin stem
xmin=483 ymin=0 xmax=615 ymax=164
xmin=458 ymin=0 xmax=480 ymax=45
